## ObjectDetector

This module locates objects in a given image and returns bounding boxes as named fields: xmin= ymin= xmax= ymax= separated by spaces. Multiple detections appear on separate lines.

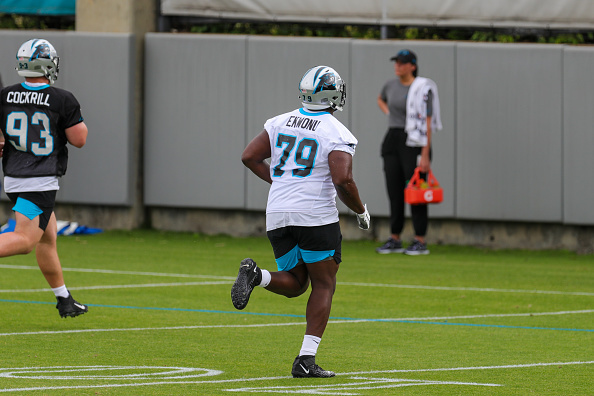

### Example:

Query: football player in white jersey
xmin=232 ymin=66 xmax=370 ymax=378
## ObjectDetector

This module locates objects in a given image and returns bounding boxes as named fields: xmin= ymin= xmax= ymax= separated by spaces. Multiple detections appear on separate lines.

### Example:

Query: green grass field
xmin=0 ymin=230 xmax=592 ymax=395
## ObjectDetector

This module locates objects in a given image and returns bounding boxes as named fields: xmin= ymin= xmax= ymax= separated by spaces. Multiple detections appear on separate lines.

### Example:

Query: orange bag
xmin=404 ymin=167 xmax=443 ymax=205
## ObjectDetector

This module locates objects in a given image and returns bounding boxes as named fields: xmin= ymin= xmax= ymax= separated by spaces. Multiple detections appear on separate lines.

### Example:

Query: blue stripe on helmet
xmin=312 ymin=66 xmax=327 ymax=93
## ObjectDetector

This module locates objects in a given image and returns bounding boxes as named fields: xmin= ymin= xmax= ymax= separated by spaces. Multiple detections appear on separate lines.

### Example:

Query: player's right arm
xmin=241 ymin=130 xmax=272 ymax=184
xmin=65 ymin=122 xmax=88 ymax=148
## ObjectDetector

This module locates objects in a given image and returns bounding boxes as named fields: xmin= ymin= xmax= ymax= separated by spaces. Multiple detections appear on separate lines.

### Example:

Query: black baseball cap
xmin=390 ymin=49 xmax=417 ymax=64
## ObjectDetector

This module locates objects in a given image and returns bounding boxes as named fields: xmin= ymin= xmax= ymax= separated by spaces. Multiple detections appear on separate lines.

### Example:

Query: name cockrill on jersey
xmin=6 ymin=91 xmax=50 ymax=106
xmin=285 ymin=116 xmax=321 ymax=131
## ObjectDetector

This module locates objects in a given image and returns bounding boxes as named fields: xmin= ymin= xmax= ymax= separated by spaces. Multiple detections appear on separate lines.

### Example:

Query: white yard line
xmin=0 ymin=322 xmax=308 ymax=337
xmin=1 ymin=264 xmax=592 ymax=296
xmin=0 ymin=264 xmax=236 ymax=280
xmin=0 ymin=281 xmax=230 ymax=293
xmin=339 ymin=282 xmax=594 ymax=296
xmin=0 ymin=361 xmax=591 ymax=393
xmin=0 ymin=309 xmax=591 ymax=337
xmin=342 ymin=309 xmax=594 ymax=322
xmin=339 ymin=360 xmax=594 ymax=375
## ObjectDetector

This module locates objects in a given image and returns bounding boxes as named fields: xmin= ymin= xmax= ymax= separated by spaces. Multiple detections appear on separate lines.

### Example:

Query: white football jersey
xmin=264 ymin=107 xmax=358 ymax=230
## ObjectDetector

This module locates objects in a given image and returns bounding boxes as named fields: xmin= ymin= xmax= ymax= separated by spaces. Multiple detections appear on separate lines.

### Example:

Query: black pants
xmin=381 ymin=128 xmax=429 ymax=237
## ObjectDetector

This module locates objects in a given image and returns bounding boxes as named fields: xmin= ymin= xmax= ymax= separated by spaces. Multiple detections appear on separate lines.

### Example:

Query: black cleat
xmin=56 ymin=293 xmax=88 ymax=318
xmin=231 ymin=258 xmax=262 ymax=310
xmin=291 ymin=355 xmax=336 ymax=378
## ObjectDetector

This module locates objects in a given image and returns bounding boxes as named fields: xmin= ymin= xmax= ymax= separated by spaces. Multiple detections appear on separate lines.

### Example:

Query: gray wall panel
xmin=244 ymin=36 xmax=351 ymax=212
xmin=456 ymin=43 xmax=563 ymax=222
xmin=350 ymin=40 xmax=456 ymax=218
xmin=0 ymin=31 xmax=135 ymax=205
xmin=144 ymin=34 xmax=246 ymax=208
xmin=563 ymin=47 xmax=594 ymax=224
xmin=58 ymin=33 xmax=135 ymax=205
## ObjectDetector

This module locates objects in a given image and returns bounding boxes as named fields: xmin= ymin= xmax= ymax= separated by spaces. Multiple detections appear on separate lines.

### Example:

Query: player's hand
xmin=356 ymin=204 xmax=371 ymax=230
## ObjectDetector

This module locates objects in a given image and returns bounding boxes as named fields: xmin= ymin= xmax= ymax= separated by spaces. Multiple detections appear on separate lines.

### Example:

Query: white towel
xmin=405 ymin=76 xmax=443 ymax=147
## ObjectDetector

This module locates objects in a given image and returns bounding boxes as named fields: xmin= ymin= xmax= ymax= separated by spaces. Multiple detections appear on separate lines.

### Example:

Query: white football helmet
xmin=16 ymin=39 xmax=60 ymax=84
xmin=298 ymin=65 xmax=346 ymax=111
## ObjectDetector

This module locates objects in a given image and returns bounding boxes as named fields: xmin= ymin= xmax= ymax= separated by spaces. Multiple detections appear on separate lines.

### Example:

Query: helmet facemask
xmin=330 ymin=80 xmax=346 ymax=111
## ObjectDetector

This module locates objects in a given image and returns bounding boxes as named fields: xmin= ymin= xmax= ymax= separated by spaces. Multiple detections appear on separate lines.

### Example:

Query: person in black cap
xmin=376 ymin=49 xmax=442 ymax=255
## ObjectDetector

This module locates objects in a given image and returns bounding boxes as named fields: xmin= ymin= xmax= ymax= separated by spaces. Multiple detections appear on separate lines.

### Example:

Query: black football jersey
xmin=0 ymin=82 xmax=83 ymax=177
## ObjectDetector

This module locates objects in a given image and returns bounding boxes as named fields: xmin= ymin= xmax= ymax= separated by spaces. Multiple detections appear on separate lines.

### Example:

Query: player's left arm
xmin=329 ymin=150 xmax=365 ymax=214
xmin=242 ymin=130 xmax=272 ymax=184
xmin=65 ymin=122 xmax=88 ymax=148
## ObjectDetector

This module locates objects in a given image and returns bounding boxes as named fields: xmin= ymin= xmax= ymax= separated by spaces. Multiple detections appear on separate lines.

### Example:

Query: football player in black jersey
xmin=0 ymin=39 xmax=89 ymax=318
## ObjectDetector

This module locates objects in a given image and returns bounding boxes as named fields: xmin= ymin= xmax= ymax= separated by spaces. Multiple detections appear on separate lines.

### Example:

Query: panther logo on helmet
xmin=313 ymin=73 xmax=336 ymax=94
xmin=30 ymin=43 xmax=52 ymax=60
xmin=298 ymin=66 xmax=346 ymax=111
xmin=16 ymin=38 xmax=60 ymax=85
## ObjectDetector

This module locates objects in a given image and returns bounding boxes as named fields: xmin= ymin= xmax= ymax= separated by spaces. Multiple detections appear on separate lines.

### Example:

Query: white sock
xmin=299 ymin=335 xmax=321 ymax=356
xmin=51 ymin=285 xmax=69 ymax=298
xmin=259 ymin=269 xmax=271 ymax=287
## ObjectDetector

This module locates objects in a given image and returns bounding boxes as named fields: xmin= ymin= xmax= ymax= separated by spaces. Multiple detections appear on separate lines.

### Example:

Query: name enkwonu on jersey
xmin=285 ymin=116 xmax=321 ymax=131
xmin=6 ymin=91 xmax=50 ymax=106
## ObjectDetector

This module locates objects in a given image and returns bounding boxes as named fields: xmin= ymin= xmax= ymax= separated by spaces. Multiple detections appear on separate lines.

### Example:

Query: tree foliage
xmin=0 ymin=13 xmax=74 ymax=30
xmin=186 ymin=21 xmax=380 ymax=39
xmin=2 ymin=12 xmax=593 ymax=44
xmin=177 ymin=20 xmax=594 ymax=44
